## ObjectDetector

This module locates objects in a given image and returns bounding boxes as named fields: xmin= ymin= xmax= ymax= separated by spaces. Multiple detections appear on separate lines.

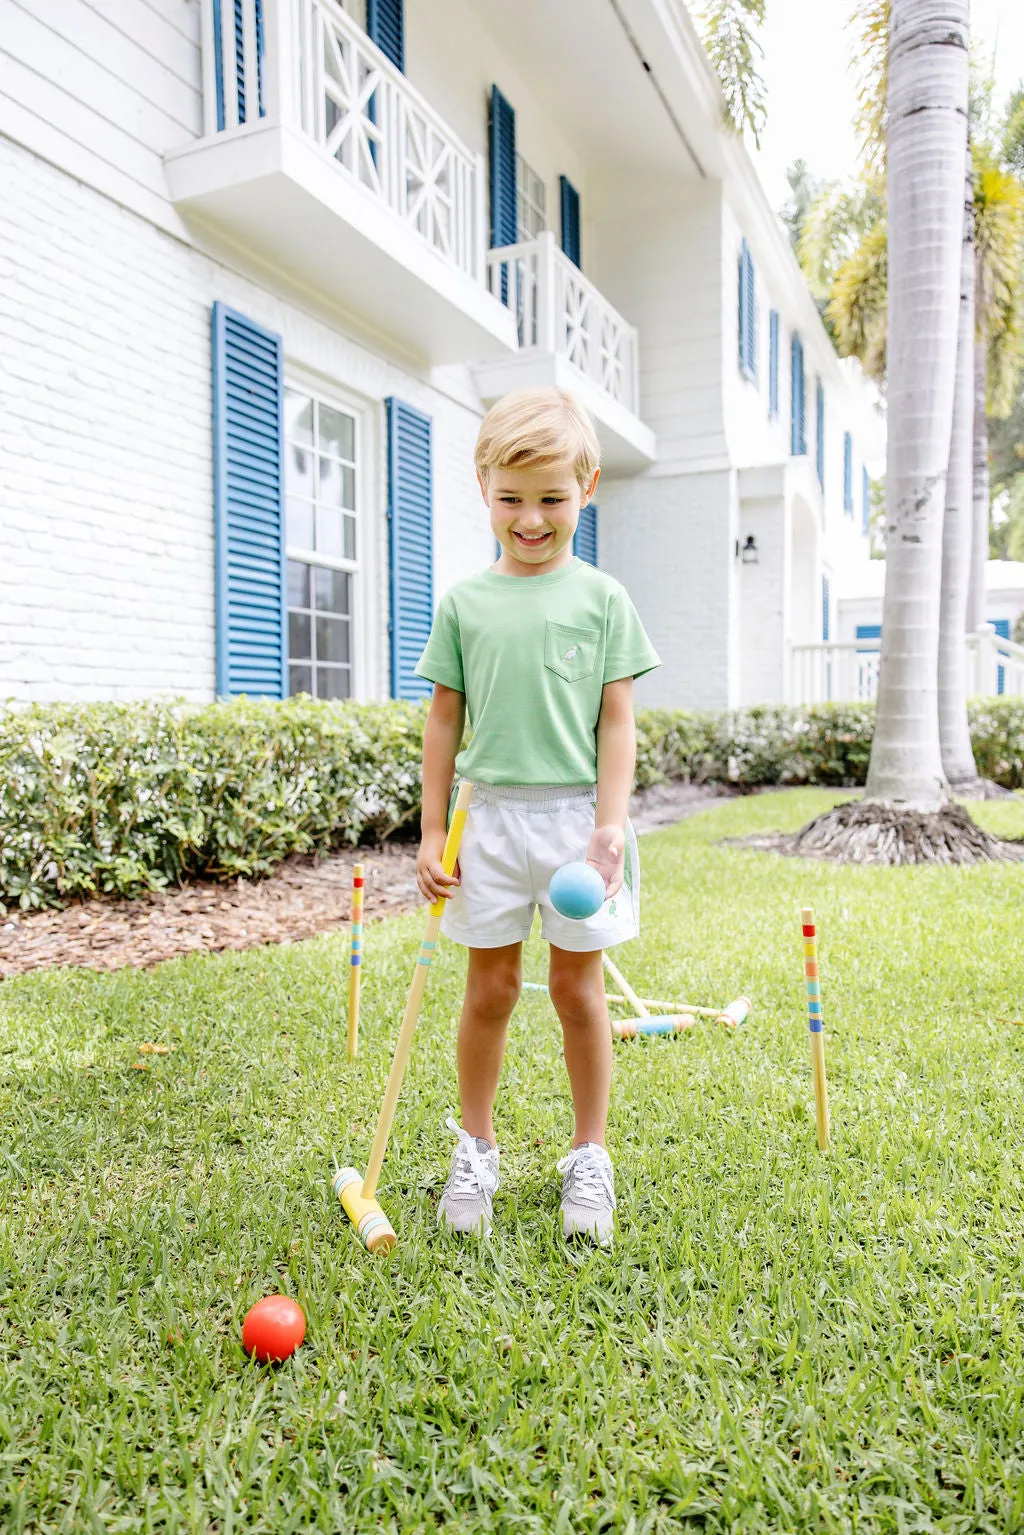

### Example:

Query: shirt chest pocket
xmin=544 ymin=621 xmax=600 ymax=684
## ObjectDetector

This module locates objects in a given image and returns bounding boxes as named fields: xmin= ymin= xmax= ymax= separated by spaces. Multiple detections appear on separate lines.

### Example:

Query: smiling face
xmin=482 ymin=461 xmax=600 ymax=576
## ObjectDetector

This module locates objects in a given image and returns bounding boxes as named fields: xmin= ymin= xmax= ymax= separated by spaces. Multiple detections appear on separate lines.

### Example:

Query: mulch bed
xmin=0 ymin=781 xmax=733 ymax=981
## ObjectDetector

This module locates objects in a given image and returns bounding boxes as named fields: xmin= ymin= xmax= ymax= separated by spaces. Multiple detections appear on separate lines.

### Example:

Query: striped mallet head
xmin=612 ymin=1014 xmax=696 ymax=1040
xmin=715 ymin=996 xmax=751 ymax=1030
xmin=332 ymin=1166 xmax=396 ymax=1253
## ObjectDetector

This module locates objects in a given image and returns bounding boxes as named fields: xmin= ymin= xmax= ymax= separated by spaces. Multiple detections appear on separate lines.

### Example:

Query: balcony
xmin=790 ymin=626 xmax=1024 ymax=703
xmin=164 ymin=0 xmax=517 ymax=364
xmin=473 ymin=233 xmax=656 ymax=474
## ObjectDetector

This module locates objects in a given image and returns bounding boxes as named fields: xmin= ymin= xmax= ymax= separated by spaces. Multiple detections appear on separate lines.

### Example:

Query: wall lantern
xmin=735 ymin=535 xmax=759 ymax=564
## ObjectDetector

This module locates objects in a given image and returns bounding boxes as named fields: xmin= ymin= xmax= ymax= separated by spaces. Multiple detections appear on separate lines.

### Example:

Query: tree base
xmin=949 ymin=776 xmax=1018 ymax=801
xmin=741 ymin=799 xmax=1022 ymax=867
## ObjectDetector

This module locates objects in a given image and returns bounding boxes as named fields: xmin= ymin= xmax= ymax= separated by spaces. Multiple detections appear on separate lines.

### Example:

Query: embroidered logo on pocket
xmin=544 ymin=621 xmax=599 ymax=683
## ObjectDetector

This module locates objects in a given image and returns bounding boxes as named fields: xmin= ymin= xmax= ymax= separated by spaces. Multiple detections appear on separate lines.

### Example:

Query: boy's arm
xmin=588 ymin=676 xmax=636 ymax=898
xmin=417 ymin=682 xmax=467 ymax=902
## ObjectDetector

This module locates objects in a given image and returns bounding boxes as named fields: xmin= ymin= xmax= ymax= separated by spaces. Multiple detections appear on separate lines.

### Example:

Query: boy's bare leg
xmin=457 ymin=943 xmax=522 ymax=1144
xmin=547 ymin=946 xmax=611 ymax=1147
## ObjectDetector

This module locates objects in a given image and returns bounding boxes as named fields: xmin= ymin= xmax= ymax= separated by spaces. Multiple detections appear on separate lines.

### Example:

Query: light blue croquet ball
xmin=549 ymin=861 xmax=606 ymax=920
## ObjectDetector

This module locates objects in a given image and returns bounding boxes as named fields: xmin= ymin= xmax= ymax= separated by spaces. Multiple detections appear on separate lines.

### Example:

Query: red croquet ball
xmin=241 ymin=1295 xmax=306 ymax=1362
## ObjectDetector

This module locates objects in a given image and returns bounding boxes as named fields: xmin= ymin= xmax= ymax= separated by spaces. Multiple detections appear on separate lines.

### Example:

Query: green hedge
xmin=2 ymin=697 xmax=1022 ymax=911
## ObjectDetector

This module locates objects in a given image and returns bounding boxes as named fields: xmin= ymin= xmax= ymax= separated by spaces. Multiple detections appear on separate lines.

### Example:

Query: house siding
xmin=0 ymin=137 xmax=486 ymax=702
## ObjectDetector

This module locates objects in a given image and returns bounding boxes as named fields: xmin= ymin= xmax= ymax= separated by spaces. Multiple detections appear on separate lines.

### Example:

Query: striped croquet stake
xmin=347 ymin=863 xmax=364 ymax=1061
xmin=611 ymin=1014 xmax=697 ymax=1040
xmin=802 ymin=906 xmax=830 ymax=1149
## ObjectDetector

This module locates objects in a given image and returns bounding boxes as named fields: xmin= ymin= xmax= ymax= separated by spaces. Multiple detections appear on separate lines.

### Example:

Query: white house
xmin=0 ymin=0 xmax=885 ymax=712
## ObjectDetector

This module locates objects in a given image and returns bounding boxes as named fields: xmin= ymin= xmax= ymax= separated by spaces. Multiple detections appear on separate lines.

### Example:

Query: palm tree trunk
xmin=966 ymin=320 xmax=989 ymax=631
xmin=938 ymin=158 xmax=978 ymax=787
xmin=864 ymin=0 xmax=969 ymax=809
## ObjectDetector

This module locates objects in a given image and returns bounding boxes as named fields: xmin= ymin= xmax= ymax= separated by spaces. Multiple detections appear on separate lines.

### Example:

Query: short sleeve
xmin=414 ymin=592 xmax=465 ymax=692
xmin=603 ymin=589 xmax=660 ymax=683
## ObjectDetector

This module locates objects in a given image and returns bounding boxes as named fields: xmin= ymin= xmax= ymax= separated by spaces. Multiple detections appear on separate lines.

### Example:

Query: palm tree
xmin=698 ymin=0 xmax=768 ymax=146
xmin=863 ymin=0 xmax=968 ymax=811
xmin=938 ymin=161 xmax=980 ymax=789
xmin=967 ymin=154 xmax=1024 ymax=627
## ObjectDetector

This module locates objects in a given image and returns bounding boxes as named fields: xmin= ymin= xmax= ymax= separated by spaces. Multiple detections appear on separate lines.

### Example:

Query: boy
xmin=414 ymin=387 xmax=659 ymax=1246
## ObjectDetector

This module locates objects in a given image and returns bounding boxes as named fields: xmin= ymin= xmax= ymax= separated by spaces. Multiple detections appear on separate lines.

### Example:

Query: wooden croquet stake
xmin=347 ymin=863 xmax=364 ymax=1060
xmin=802 ymin=906 xmax=830 ymax=1149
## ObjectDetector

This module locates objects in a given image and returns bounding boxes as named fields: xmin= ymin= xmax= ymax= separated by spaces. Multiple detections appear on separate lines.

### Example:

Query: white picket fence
xmin=791 ymin=624 xmax=1024 ymax=703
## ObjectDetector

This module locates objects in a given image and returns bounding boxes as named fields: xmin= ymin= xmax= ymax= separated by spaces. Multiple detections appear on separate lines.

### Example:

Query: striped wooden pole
xmin=347 ymin=863 xmax=364 ymax=1061
xmin=802 ymin=906 xmax=830 ymax=1149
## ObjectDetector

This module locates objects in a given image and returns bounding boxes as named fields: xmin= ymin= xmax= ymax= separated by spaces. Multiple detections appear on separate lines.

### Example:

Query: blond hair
xmin=474 ymin=387 xmax=600 ymax=489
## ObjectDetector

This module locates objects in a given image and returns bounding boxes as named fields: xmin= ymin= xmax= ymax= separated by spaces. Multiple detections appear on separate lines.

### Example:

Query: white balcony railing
xmin=790 ymin=625 xmax=1024 ymax=704
xmin=485 ymin=232 xmax=641 ymax=416
xmin=198 ymin=0 xmax=485 ymax=282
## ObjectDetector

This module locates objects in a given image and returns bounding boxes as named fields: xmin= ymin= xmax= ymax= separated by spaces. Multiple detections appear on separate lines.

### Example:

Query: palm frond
xmin=797 ymin=177 xmax=886 ymax=302
xmin=826 ymin=220 xmax=889 ymax=382
xmin=698 ymin=0 xmax=767 ymax=148
xmin=849 ymin=0 xmax=889 ymax=176
xmin=973 ymin=146 xmax=1024 ymax=417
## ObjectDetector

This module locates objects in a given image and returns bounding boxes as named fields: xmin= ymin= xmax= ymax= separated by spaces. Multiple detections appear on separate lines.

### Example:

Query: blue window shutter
xmin=791 ymin=335 xmax=805 ymax=455
xmin=387 ymin=399 xmax=433 ymax=700
xmin=212 ymin=0 xmax=264 ymax=129
xmin=843 ymin=433 xmax=853 ymax=512
xmin=212 ymin=302 xmax=286 ymax=699
xmin=768 ymin=310 xmax=779 ymax=418
xmin=560 ymin=175 xmax=581 ymax=268
xmin=856 ymin=623 xmax=881 ymax=644
xmin=738 ymin=242 xmax=756 ymax=381
xmin=489 ymin=86 xmax=517 ymax=249
xmin=367 ymin=0 xmax=404 ymax=71
xmin=862 ymin=465 xmax=871 ymax=534
xmin=573 ymin=503 xmax=598 ymax=566
xmin=816 ymin=380 xmax=825 ymax=487
xmin=822 ymin=575 xmax=830 ymax=642
xmin=991 ymin=617 xmax=1010 ymax=695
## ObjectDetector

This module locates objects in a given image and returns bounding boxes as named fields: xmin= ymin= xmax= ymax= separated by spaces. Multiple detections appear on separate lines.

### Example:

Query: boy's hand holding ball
xmin=586 ymin=823 xmax=626 ymax=900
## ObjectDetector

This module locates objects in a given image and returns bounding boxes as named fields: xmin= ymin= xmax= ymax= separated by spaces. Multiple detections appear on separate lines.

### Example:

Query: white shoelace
xmin=557 ymin=1144 xmax=616 ymax=1209
xmin=445 ymin=1115 xmax=497 ymax=1197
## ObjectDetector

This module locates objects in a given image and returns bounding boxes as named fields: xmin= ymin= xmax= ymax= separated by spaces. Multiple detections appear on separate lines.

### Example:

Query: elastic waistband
xmin=466 ymin=781 xmax=596 ymax=808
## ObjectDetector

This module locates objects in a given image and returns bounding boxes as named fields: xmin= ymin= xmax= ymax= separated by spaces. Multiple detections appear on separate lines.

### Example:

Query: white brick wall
xmin=599 ymin=470 xmax=735 ymax=710
xmin=0 ymin=137 xmax=488 ymax=702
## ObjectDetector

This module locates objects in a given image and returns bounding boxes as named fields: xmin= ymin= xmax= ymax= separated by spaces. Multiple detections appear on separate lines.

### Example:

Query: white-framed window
xmin=516 ymin=154 xmax=546 ymax=241
xmin=284 ymin=386 xmax=361 ymax=700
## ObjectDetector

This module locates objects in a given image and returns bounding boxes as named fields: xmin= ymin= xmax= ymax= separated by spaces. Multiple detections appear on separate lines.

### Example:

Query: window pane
xmin=314 ymin=566 xmax=351 ymax=614
xmin=318 ymin=665 xmax=351 ymax=700
xmin=289 ymin=664 xmax=312 ymax=697
xmin=343 ymin=514 xmax=357 ymax=561
xmin=318 ymin=457 xmax=355 ymax=509
xmin=316 ymin=615 xmax=350 ymax=664
xmin=288 ymin=559 xmax=310 ymax=608
xmin=286 ymin=498 xmax=315 ymax=549
xmin=286 ymin=442 xmax=314 ymax=498
xmin=285 ymin=391 xmax=314 ymax=445
xmin=318 ymin=404 xmax=355 ymax=461
xmin=289 ymin=611 xmax=311 ymax=659
xmin=316 ymin=507 xmax=345 ymax=558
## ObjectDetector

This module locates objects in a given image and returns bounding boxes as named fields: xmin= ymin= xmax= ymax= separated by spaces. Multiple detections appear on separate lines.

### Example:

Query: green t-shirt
xmin=414 ymin=557 xmax=660 ymax=785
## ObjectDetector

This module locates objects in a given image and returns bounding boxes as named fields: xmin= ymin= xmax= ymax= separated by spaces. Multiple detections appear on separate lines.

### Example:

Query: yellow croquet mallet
xmin=802 ymin=905 xmax=830 ymax=1150
xmin=332 ymin=781 xmax=474 ymax=1253
xmin=347 ymin=862 xmax=364 ymax=1061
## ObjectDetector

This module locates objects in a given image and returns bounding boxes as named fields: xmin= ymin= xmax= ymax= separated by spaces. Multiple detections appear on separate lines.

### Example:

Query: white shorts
xmin=440 ymin=782 xmax=641 ymax=952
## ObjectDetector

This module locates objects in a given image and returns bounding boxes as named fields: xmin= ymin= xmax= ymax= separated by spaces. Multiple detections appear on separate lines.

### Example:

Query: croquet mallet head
xmin=332 ymin=1166 xmax=397 ymax=1253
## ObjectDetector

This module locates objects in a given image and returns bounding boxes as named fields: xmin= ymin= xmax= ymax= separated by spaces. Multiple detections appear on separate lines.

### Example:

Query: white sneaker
xmin=437 ymin=1116 xmax=500 ymax=1235
xmin=557 ymin=1142 xmax=616 ymax=1247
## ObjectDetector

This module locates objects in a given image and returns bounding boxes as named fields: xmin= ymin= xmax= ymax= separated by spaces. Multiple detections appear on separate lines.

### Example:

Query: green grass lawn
xmin=2 ymin=789 xmax=1024 ymax=1534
